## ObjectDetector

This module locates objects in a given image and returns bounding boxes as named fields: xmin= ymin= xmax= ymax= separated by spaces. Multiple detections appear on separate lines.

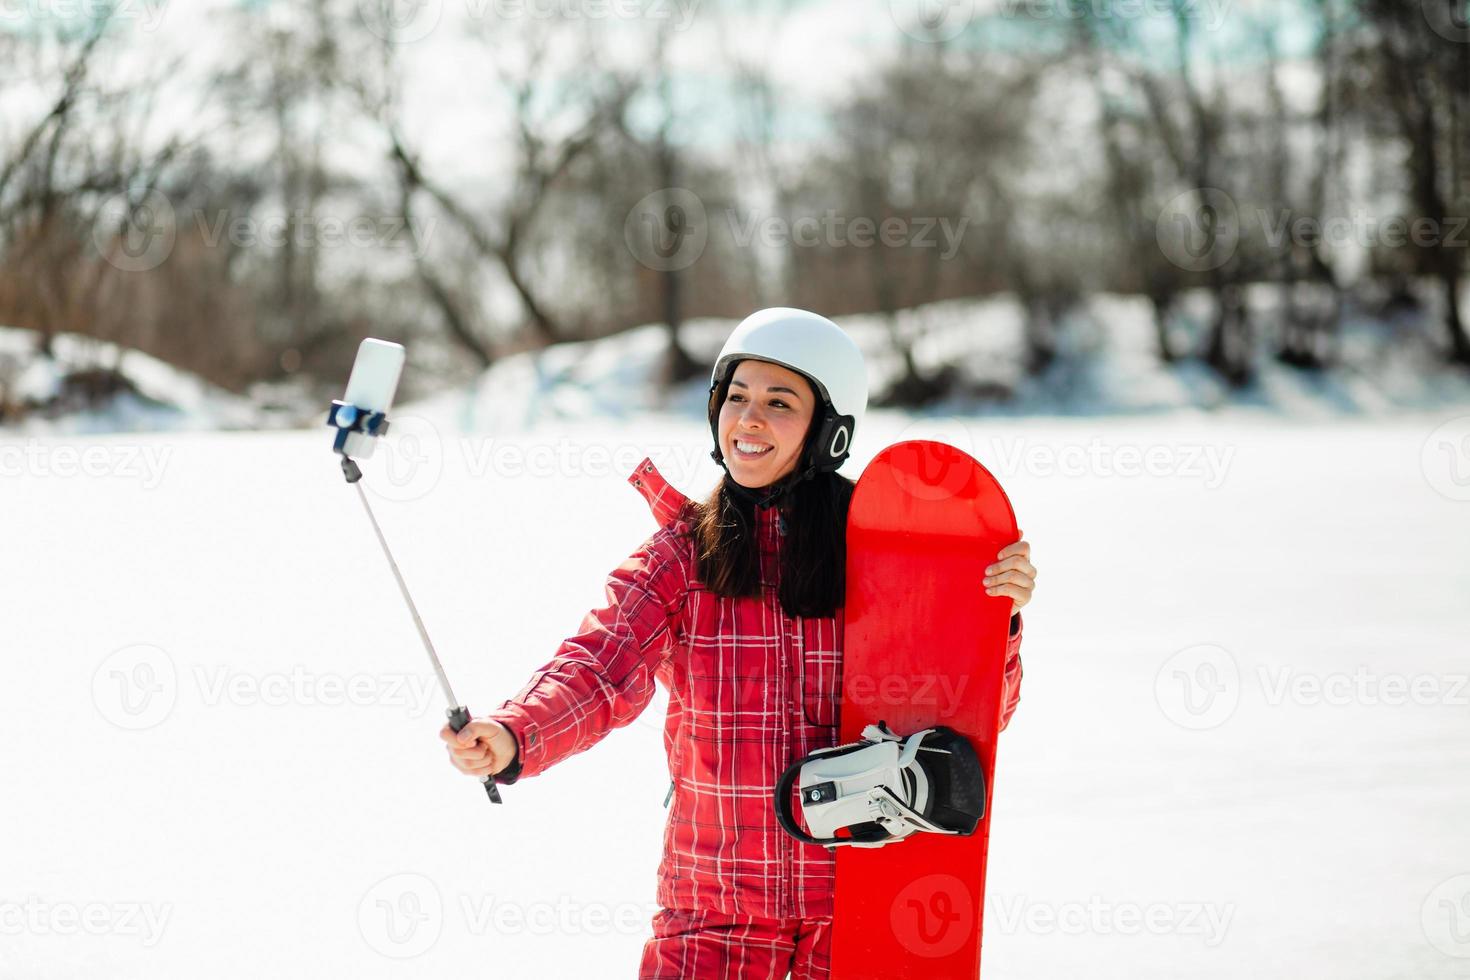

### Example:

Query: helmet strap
xmin=717 ymin=453 xmax=819 ymax=510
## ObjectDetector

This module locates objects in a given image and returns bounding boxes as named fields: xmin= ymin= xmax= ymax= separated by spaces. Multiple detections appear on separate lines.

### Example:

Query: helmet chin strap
xmin=710 ymin=445 xmax=819 ymax=511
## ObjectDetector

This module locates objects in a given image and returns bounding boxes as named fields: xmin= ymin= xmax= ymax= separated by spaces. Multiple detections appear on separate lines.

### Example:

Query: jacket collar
xmin=628 ymin=456 xmax=691 ymax=527
xmin=628 ymin=456 xmax=784 ymax=539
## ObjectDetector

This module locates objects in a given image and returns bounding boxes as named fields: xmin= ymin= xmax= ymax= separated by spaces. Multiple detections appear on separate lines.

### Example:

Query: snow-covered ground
xmin=3 ymin=408 xmax=1468 ymax=978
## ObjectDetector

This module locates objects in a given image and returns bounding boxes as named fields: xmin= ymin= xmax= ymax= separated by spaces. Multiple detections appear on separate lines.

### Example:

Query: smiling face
xmin=717 ymin=359 xmax=817 ymax=489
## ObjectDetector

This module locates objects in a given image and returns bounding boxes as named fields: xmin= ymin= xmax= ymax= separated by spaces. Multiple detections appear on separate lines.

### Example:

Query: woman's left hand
xmin=984 ymin=534 xmax=1036 ymax=615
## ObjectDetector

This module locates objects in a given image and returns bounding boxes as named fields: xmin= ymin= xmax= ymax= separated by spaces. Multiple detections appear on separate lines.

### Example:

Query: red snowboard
xmin=832 ymin=440 xmax=1018 ymax=980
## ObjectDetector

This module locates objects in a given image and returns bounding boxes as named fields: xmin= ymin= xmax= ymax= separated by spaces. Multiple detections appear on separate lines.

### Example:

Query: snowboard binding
xmin=775 ymin=721 xmax=984 ymax=849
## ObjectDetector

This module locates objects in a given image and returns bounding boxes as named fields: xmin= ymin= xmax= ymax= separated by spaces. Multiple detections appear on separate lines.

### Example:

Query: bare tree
xmin=371 ymin=19 xmax=635 ymax=358
xmin=1071 ymin=12 xmax=1190 ymax=364
xmin=204 ymin=0 xmax=390 ymax=379
xmin=0 ymin=15 xmax=114 ymax=354
xmin=815 ymin=40 xmax=1042 ymax=404
xmin=637 ymin=20 xmax=701 ymax=382
xmin=1259 ymin=4 xmax=1344 ymax=371
xmin=1355 ymin=0 xmax=1470 ymax=367
xmin=1149 ymin=4 xmax=1255 ymax=386
xmin=718 ymin=0 xmax=802 ymax=306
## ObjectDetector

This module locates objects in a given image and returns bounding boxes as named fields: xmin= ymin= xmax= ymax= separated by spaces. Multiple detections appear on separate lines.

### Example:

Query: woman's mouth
xmin=732 ymin=438 xmax=774 ymax=461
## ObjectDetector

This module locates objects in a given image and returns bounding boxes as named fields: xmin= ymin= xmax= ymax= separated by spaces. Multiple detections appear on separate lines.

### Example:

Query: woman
xmin=440 ymin=308 xmax=1037 ymax=979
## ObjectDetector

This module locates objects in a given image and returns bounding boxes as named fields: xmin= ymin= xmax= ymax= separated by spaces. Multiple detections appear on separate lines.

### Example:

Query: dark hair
xmin=692 ymin=472 xmax=854 ymax=618
xmin=691 ymin=372 xmax=854 ymax=618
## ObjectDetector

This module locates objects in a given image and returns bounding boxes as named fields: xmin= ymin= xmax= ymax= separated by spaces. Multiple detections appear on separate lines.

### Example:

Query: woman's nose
xmin=738 ymin=402 xmax=766 ymax=426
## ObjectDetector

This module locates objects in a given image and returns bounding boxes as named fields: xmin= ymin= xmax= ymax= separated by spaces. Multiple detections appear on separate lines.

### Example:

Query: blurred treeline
xmin=0 ymin=0 xmax=1466 ymax=410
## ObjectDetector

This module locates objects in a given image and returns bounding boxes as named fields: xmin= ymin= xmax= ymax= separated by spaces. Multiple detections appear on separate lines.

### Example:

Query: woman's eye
xmin=771 ymin=401 xmax=788 ymax=409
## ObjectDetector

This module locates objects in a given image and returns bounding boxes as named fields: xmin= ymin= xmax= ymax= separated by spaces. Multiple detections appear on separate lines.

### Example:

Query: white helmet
xmin=708 ymin=308 xmax=868 ymax=474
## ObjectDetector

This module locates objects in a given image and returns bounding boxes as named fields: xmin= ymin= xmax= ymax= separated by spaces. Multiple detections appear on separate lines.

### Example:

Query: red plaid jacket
xmin=488 ymin=456 xmax=1024 ymax=920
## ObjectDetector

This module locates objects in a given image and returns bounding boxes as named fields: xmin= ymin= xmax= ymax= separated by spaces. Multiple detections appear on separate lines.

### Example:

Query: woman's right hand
xmin=439 ymin=717 xmax=518 ymax=778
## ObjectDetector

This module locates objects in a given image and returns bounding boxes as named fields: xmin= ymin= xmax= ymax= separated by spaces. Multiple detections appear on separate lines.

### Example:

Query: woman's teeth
xmin=735 ymin=440 xmax=772 ymax=456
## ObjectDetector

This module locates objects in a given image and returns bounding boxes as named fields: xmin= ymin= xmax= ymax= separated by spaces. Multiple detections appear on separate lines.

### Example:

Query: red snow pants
xmin=638 ymin=907 xmax=831 ymax=979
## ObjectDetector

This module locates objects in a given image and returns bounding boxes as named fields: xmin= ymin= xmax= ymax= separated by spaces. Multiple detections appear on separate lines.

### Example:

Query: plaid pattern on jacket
xmin=488 ymin=456 xmax=1024 ymax=919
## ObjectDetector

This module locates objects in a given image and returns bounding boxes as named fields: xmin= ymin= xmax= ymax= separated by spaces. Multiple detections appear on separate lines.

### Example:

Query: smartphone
xmin=337 ymin=339 xmax=405 ymax=460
